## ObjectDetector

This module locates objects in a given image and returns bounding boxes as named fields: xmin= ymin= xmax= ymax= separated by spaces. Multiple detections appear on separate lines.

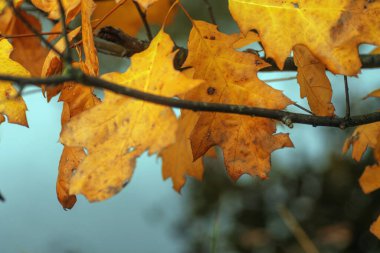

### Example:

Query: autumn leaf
xmin=366 ymin=89 xmax=380 ymax=99
xmin=0 ymin=9 xmax=49 ymax=76
xmin=56 ymin=71 xmax=100 ymax=208
xmin=184 ymin=21 xmax=293 ymax=181
xmin=134 ymin=0 xmax=159 ymax=9
xmin=0 ymin=39 xmax=30 ymax=126
xmin=31 ymin=0 xmax=81 ymax=19
xmin=343 ymin=122 xmax=380 ymax=161
xmin=160 ymin=111 xmax=204 ymax=192
xmin=229 ymin=0 xmax=380 ymax=75
xmin=60 ymin=30 xmax=202 ymax=201
xmin=41 ymin=27 xmax=81 ymax=100
xmin=82 ymin=0 xmax=98 ymax=76
xmin=0 ymin=0 xmax=22 ymax=13
xmin=92 ymin=0 xmax=176 ymax=36
xmin=293 ymin=45 xmax=334 ymax=116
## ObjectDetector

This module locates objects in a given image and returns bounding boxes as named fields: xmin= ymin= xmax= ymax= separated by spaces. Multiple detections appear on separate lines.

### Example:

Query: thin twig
xmin=263 ymin=76 xmax=297 ymax=83
xmin=7 ymin=0 xmax=64 ymax=58
xmin=132 ymin=1 xmax=153 ymax=41
xmin=344 ymin=75 xmax=351 ymax=119
xmin=0 ymin=31 xmax=62 ymax=39
xmin=278 ymin=205 xmax=319 ymax=253
xmin=0 ymin=71 xmax=379 ymax=128
xmin=292 ymin=103 xmax=314 ymax=115
xmin=202 ymin=0 xmax=216 ymax=25
xmin=56 ymin=0 xmax=72 ymax=64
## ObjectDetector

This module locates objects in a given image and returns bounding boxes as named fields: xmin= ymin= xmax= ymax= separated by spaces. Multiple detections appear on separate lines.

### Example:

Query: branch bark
xmin=95 ymin=26 xmax=380 ymax=72
xmin=0 ymin=70 xmax=379 ymax=129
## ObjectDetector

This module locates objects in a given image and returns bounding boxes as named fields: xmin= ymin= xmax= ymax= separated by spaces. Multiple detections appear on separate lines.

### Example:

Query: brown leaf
xmin=185 ymin=21 xmax=293 ymax=180
xmin=293 ymin=44 xmax=335 ymax=116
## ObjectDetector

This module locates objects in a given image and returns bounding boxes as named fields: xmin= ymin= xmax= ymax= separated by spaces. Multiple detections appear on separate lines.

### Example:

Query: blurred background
xmin=1 ymin=0 xmax=380 ymax=252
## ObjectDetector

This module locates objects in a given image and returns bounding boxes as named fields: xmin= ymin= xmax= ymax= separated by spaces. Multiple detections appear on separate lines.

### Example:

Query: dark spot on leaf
xmin=207 ymin=87 xmax=216 ymax=95
xmin=210 ymin=35 xmax=216 ymax=40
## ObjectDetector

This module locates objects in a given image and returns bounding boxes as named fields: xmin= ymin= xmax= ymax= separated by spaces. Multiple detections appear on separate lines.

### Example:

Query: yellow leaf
xmin=185 ymin=21 xmax=293 ymax=180
xmin=229 ymin=0 xmax=380 ymax=75
xmin=0 ymin=39 xmax=30 ymax=126
xmin=293 ymin=44 xmax=335 ymax=116
xmin=60 ymin=30 xmax=202 ymax=201
xmin=0 ymin=0 xmax=22 ymax=13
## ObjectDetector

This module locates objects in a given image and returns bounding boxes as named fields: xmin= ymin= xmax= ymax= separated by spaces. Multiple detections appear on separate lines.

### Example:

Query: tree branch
xmin=0 ymin=70 xmax=379 ymax=129
xmin=94 ymin=27 xmax=380 ymax=71
xmin=132 ymin=1 xmax=153 ymax=41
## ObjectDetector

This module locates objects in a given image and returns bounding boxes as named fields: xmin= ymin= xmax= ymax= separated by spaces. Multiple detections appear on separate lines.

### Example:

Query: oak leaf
xmin=160 ymin=111 xmax=204 ymax=192
xmin=0 ymin=39 xmax=30 ymax=126
xmin=92 ymin=0 xmax=175 ymax=36
xmin=185 ymin=21 xmax=293 ymax=180
xmin=228 ymin=0 xmax=380 ymax=75
xmin=342 ymin=122 xmax=380 ymax=161
xmin=293 ymin=45 xmax=334 ymax=116
xmin=0 ymin=9 xmax=49 ymax=76
xmin=60 ymin=30 xmax=202 ymax=201
xmin=31 ymin=0 xmax=81 ymax=19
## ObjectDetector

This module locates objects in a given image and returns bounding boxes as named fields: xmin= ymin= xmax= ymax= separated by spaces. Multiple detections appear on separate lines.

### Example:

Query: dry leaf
xmin=0 ymin=39 xmax=30 ymax=126
xmin=185 ymin=21 xmax=293 ymax=180
xmin=60 ymin=30 xmax=202 ymax=201
xmin=293 ymin=44 xmax=334 ymax=116
xmin=229 ymin=0 xmax=380 ymax=75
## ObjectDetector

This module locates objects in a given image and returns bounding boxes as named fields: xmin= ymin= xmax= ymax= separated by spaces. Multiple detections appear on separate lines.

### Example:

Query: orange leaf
xmin=370 ymin=216 xmax=380 ymax=240
xmin=0 ymin=9 xmax=49 ymax=76
xmin=55 ymin=61 xmax=100 ymax=209
xmin=31 ymin=0 xmax=81 ymax=19
xmin=82 ymin=0 xmax=99 ymax=76
xmin=229 ymin=0 xmax=380 ymax=75
xmin=0 ymin=39 xmax=30 ymax=126
xmin=366 ymin=89 xmax=380 ymax=98
xmin=160 ymin=111 xmax=204 ymax=192
xmin=185 ymin=21 xmax=293 ymax=180
xmin=342 ymin=122 xmax=380 ymax=161
xmin=60 ymin=30 xmax=202 ymax=201
xmin=92 ymin=0 xmax=175 ymax=36
xmin=293 ymin=45 xmax=335 ymax=116
xmin=359 ymin=164 xmax=380 ymax=194
xmin=41 ymin=27 xmax=81 ymax=100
